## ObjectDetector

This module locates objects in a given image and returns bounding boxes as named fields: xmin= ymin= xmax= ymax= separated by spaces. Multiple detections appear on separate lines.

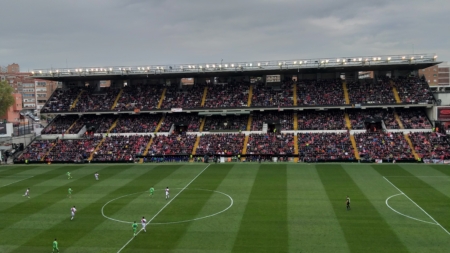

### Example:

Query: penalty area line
xmin=116 ymin=164 xmax=211 ymax=253
xmin=383 ymin=176 xmax=450 ymax=236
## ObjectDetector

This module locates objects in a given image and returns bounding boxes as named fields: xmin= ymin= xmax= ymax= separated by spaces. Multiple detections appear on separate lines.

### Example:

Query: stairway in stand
xmin=241 ymin=135 xmax=249 ymax=161
xmin=139 ymin=138 xmax=154 ymax=164
xmin=350 ymin=135 xmax=360 ymax=160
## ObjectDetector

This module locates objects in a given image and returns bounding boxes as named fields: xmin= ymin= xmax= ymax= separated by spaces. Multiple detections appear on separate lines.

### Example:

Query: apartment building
xmin=419 ymin=63 xmax=450 ymax=86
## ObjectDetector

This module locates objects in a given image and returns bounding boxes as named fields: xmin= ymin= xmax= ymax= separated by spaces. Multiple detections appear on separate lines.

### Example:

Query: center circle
xmin=101 ymin=188 xmax=233 ymax=225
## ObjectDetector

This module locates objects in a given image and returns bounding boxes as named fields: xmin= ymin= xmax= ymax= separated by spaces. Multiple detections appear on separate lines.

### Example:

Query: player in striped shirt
xmin=141 ymin=216 xmax=147 ymax=232
xmin=71 ymin=206 xmax=77 ymax=220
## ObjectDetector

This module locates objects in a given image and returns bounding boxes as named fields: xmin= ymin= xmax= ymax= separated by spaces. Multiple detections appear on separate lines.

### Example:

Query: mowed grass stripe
xmin=0 ymin=165 xmax=39 ymax=177
xmin=430 ymin=165 xmax=450 ymax=177
xmin=122 ymin=164 xmax=233 ymax=253
xmin=317 ymin=164 xmax=409 ymax=253
xmin=373 ymin=165 xmax=450 ymax=235
xmin=9 ymin=165 xmax=182 ymax=253
xmin=232 ymin=164 xmax=288 ymax=253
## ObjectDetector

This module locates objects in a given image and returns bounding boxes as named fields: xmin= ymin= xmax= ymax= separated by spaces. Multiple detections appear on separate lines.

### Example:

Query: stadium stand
xmin=297 ymin=79 xmax=345 ymax=105
xmin=203 ymin=115 xmax=248 ymax=132
xmin=41 ymin=88 xmax=82 ymax=113
xmin=46 ymin=137 xmax=101 ymax=162
xmin=113 ymin=84 xmax=163 ymax=111
xmin=409 ymin=132 xmax=450 ymax=160
xmin=92 ymin=135 xmax=151 ymax=162
xmin=297 ymin=133 xmax=355 ymax=161
xmin=251 ymin=112 xmax=293 ymax=131
xmin=347 ymin=108 xmax=397 ymax=130
xmin=42 ymin=115 xmax=78 ymax=134
xmin=204 ymin=82 xmax=249 ymax=108
xmin=160 ymin=85 xmax=205 ymax=109
xmin=354 ymin=132 xmax=414 ymax=161
xmin=246 ymin=133 xmax=294 ymax=155
xmin=396 ymin=109 xmax=432 ymax=129
xmin=16 ymin=140 xmax=55 ymax=162
xmin=72 ymin=87 xmax=121 ymax=112
xmin=297 ymin=111 xmax=346 ymax=130
xmin=251 ymin=81 xmax=293 ymax=107
xmin=110 ymin=114 xmax=161 ymax=133
xmin=394 ymin=77 xmax=434 ymax=104
xmin=347 ymin=79 xmax=396 ymax=104
xmin=160 ymin=114 xmax=201 ymax=132
xmin=195 ymin=133 xmax=245 ymax=155
xmin=147 ymin=134 xmax=196 ymax=155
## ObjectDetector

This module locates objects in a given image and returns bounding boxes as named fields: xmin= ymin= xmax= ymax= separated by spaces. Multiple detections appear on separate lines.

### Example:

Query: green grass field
xmin=0 ymin=163 xmax=449 ymax=253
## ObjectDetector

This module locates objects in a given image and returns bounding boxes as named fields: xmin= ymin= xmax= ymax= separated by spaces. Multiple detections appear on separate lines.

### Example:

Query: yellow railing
xmin=246 ymin=115 xmax=252 ymax=131
xmin=293 ymin=113 xmax=298 ymax=130
xmin=404 ymin=133 xmax=420 ymax=160
xmin=394 ymin=112 xmax=405 ymax=129
xmin=293 ymin=83 xmax=297 ymax=106
xmin=247 ymin=85 xmax=253 ymax=107
xmin=350 ymin=135 xmax=360 ymax=160
xmin=343 ymin=81 xmax=350 ymax=104
xmin=201 ymin=87 xmax=208 ymax=107
xmin=294 ymin=134 xmax=299 ymax=162
xmin=41 ymin=140 xmax=57 ymax=161
xmin=110 ymin=89 xmax=123 ymax=110
xmin=155 ymin=115 xmax=165 ymax=133
xmin=70 ymin=90 xmax=84 ymax=111
xmin=391 ymin=80 xmax=402 ymax=103
xmin=344 ymin=113 xmax=352 ymax=130
xmin=139 ymin=138 xmax=154 ymax=163
xmin=199 ymin=117 xmax=206 ymax=132
xmin=241 ymin=135 xmax=249 ymax=161
xmin=157 ymin=88 xmax=167 ymax=109
xmin=65 ymin=117 xmax=79 ymax=134
xmin=89 ymin=117 xmax=120 ymax=161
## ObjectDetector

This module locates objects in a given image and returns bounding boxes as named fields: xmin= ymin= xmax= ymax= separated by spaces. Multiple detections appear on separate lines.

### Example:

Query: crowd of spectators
xmin=297 ymin=133 xmax=354 ymax=161
xmin=67 ymin=115 xmax=103 ymax=134
xmin=246 ymin=133 xmax=294 ymax=155
xmin=354 ymin=132 xmax=414 ymax=160
xmin=160 ymin=114 xmax=201 ymax=132
xmin=394 ymin=77 xmax=434 ymax=104
xmin=251 ymin=81 xmax=293 ymax=107
xmin=16 ymin=140 xmax=55 ymax=162
xmin=203 ymin=115 xmax=248 ymax=131
xmin=396 ymin=109 xmax=432 ymax=129
xmin=409 ymin=132 xmax=450 ymax=160
xmin=297 ymin=79 xmax=345 ymax=105
xmin=42 ymin=115 xmax=78 ymax=134
xmin=204 ymin=82 xmax=249 ymax=108
xmin=148 ymin=134 xmax=196 ymax=155
xmin=41 ymin=88 xmax=82 ymax=113
xmin=72 ymin=87 xmax=121 ymax=112
xmin=297 ymin=111 xmax=346 ymax=130
xmin=95 ymin=115 xmax=119 ymax=133
xmin=251 ymin=112 xmax=293 ymax=131
xmin=195 ymin=133 xmax=245 ymax=155
xmin=92 ymin=135 xmax=151 ymax=162
xmin=347 ymin=109 xmax=397 ymax=130
xmin=47 ymin=137 xmax=101 ymax=162
xmin=111 ymin=114 xmax=161 ymax=133
xmin=347 ymin=79 xmax=396 ymax=104
xmin=114 ymin=84 xmax=163 ymax=111
xmin=160 ymin=85 xmax=205 ymax=109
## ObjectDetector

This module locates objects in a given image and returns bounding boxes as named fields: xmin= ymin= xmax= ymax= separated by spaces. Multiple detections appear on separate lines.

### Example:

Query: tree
xmin=0 ymin=80 xmax=15 ymax=119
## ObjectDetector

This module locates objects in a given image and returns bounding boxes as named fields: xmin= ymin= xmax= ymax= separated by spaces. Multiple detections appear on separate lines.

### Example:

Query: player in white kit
xmin=141 ymin=216 xmax=147 ymax=232
xmin=94 ymin=172 xmax=99 ymax=181
xmin=165 ymin=187 xmax=170 ymax=200
xmin=71 ymin=206 xmax=77 ymax=220
xmin=23 ymin=188 xmax=30 ymax=198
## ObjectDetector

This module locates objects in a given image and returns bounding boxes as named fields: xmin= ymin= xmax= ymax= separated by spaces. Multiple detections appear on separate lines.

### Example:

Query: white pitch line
xmin=116 ymin=164 xmax=211 ymax=253
xmin=385 ymin=193 xmax=437 ymax=225
xmin=383 ymin=176 xmax=450 ymax=236
xmin=1 ymin=176 xmax=34 ymax=187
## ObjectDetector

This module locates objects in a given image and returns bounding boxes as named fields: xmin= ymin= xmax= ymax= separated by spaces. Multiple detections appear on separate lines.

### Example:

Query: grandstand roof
xmin=31 ymin=54 xmax=440 ymax=82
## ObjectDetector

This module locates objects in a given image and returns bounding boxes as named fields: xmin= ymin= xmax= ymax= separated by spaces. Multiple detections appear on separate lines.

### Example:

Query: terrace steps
xmin=139 ymin=138 xmax=154 ymax=163
xmin=191 ymin=136 xmax=201 ymax=160
xmin=391 ymin=81 xmax=402 ymax=103
xmin=350 ymin=135 xmax=360 ymax=160
xmin=404 ymin=133 xmax=420 ymax=160
xmin=65 ymin=117 xmax=79 ymax=134
xmin=87 ymin=117 xmax=121 ymax=161
xmin=70 ymin=90 xmax=84 ymax=111
xmin=344 ymin=112 xmax=352 ymax=129
xmin=293 ymin=83 xmax=298 ymax=106
xmin=246 ymin=115 xmax=252 ymax=131
xmin=293 ymin=113 xmax=298 ymax=130
xmin=201 ymin=87 xmax=208 ymax=107
xmin=155 ymin=115 xmax=165 ymax=133
xmin=247 ymin=85 xmax=253 ymax=107
xmin=394 ymin=112 xmax=405 ymax=129
xmin=199 ymin=117 xmax=206 ymax=132
xmin=293 ymin=134 xmax=299 ymax=162
xmin=157 ymin=88 xmax=167 ymax=109
xmin=241 ymin=135 xmax=249 ymax=161
xmin=343 ymin=81 xmax=350 ymax=104
xmin=41 ymin=140 xmax=57 ymax=162
xmin=110 ymin=88 xmax=123 ymax=110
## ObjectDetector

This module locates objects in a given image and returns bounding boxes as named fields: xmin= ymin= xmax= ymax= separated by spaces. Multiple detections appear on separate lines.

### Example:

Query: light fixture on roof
xmin=387 ymin=57 xmax=391 ymax=61
xmin=119 ymin=68 xmax=122 ymax=70
xmin=299 ymin=61 xmax=303 ymax=64
xmin=373 ymin=57 xmax=376 ymax=61
xmin=258 ymin=62 xmax=261 ymax=66
xmin=39 ymin=71 xmax=42 ymax=74
xmin=278 ymin=62 xmax=281 ymax=66
xmin=434 ymin=55 xmax=438 ymax=59
xmin=31 ymin=71 xmax=35 ymax=74
xmin=294 ymin=61 xmax=297 ymax=64
xmin=206 ymin=64 xmax=209 ymax=68
xmin=110 ymin=68 xmax=113 ymax=71
xmin=402 ymin=56 xmax=406 ymax=60
xmin=377 ymin=57 xmax=381 ymax=60
xmin=212 ymin=64 xmax=215 ymax=68
xmin=320 ymin=60 xmax=324 ymax=64
xmin=358 ymin=58 xmax=362 ymax=61
xmin=219 ymin=64 xmax=222 ymax=68
xmin=420 ymin=56 xmax=423 ymax=59
xmin=225 ymin=64 xmax=228 ymax=67
xmin=336 ymin=59 xmax=340 ymax=62
xmin=231 ymin=64 xmax=234 ymax=67
xmin=325 ymin=60 xmax=329 ymax=63
xmin=410 ymin=57 xmax=414 ymax=60
xmin=249 ymin=63 xmax=252 ymax=67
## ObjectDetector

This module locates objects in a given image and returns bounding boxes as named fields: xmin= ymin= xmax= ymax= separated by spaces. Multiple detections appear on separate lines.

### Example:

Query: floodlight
xmin=249 ymin=63 xmax=252 ymax=67
xmin=266 ymin=62 xmax=268 ymax=65
xmin=420 ymin=56 xmax=423 ymax=59
xmin=31 ymin=71 xmax=35 ymax=74
xmin=293 ymin=61 xmax=297 ymax=64
xmin=95 ymin=68 xmax=98 ymax=71
xmin=358 ymin=58 xmax=362 ymax=61
xmin=434 ymin=55 xmax=438 ymax=59
xmin=278 ymin=62 xmax=281 ymax=66
xmin=402 ymin=56 xmax=406 ymax=60
xmin=387 ymin=57 xmax=391 ymax=61
xmin=199 ymin=65 xmax=202 ymax=69
xmin=373 ymin=57 xmax=376 ymax=61
xmin=411 ymin=57 xmax=414 ymax=60
xmin=219 ymin=64 xmax=222 ymax=68
xmin=138 ymin=67 xmax=141 ymax=70
xmin=336 ymin=59 xmax=340 ymax=62
xmin=212 ymin=64 xmax=215 ymax=68
xmin=258 ymin=63 xmax=261 ymax=66
xmin=299 ymin=61 xmax=303 ymax=64
xmin=49 ymin=71 xmax=52 ymax=74
xmin=321 ymin=61 xmax=324 ymax=64
xmin=377 ymin=57 xmax=381 ymax=60
xmin=156 ymin=67 xmax=159 ymax=69
xmin=119 ymin=68 xmax=122 ymax=70
xmin=160 ymin=67 xmax=163 ymax=70
xmin=206 ymin=64 xmax=209 ymax=68
xmin=231 ymin=64 xmax=234 ymax=67
xmin=225 ymin=64 xmax=228 ymax=67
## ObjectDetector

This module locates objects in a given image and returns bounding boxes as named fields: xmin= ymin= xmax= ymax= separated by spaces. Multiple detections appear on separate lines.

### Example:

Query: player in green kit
xmin=67 ymin=172 xmax=72 ymax=179
xmin=149 ymin=186 xmax=154 ymax=197
xmin=52 ymin=238 xmax=59 ymax=252
xmin=132 ymin=221 xmax=138 ymax=236
xmin=68 ymin=187 xmax=73 ymax=198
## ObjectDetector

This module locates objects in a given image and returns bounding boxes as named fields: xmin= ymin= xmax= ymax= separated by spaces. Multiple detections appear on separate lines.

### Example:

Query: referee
xmin=346 ymin=196 xmax=351 ymax=211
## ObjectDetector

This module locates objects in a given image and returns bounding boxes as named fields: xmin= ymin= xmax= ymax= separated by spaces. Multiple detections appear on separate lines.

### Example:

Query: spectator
xmin=297 ymin=133 xmax=354 ymax=161
xmin=16 ymin=140 xmax=55 ymax=162
xmin=160 ymin=85 xmax=205 ymax=109
xmin=348 ymin=78 xmax=396 ymax=104
xmin=111 ymin=115 xmax=161 ymax=133
xmin=160 ymin=114 xmax=201 ymax=132
xmin=252 ymin=81 xmax=293 ymax=107
xmin=204 ymin=115 xmax=248 ymax=131
xmin=148 ymin=134 xmax=196 ymax=155
xmin=409 ymin=132 xmax=450 ymax=160
xmin=114 ymin=84 xmax=163 ymax=111
xmin=47 ymin=137 xmax=101 ymax=162
xmin=354 ymin=132 xmax=413 ymax=160
xmin=204 ymin=82 xmax=249 ymax=108
xmin=246 ymin=133 xmax=294 ymax=155
xmin=196 ymin=133 xmax=245 ymax=155
xmin=394 ymin=76 xmax=434 ymax=104
xmin=251 ymin=112 xmax=293 ymax=131
xmin=92 ymin=135 xmax=151 ymax=162
xmin=297 ymin=111 xmax=346 ymax=130
xmin=42 ymin=115 xmax=78 ymax=134
xmin=297 ymin=79 xmax=345 ymax=105
xmin=396 ymin=109 xmax=432 ymax=129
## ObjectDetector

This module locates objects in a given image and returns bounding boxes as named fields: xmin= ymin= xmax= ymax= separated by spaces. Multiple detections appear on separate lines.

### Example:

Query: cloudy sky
xmin=1 ymin=0 xmax=449 ymax=71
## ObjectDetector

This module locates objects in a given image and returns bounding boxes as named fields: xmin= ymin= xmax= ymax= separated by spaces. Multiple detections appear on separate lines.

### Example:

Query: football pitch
xmin=0 ymin=163 xmax=449 ymax=253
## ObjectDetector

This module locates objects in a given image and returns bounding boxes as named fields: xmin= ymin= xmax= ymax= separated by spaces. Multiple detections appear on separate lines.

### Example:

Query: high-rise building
xmin=419 ymin=63 xmax=449 ymax=86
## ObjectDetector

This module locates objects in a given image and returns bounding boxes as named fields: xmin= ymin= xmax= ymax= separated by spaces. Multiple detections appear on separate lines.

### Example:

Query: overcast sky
xmin=1 ymin=0 xmax=449 ymax=71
